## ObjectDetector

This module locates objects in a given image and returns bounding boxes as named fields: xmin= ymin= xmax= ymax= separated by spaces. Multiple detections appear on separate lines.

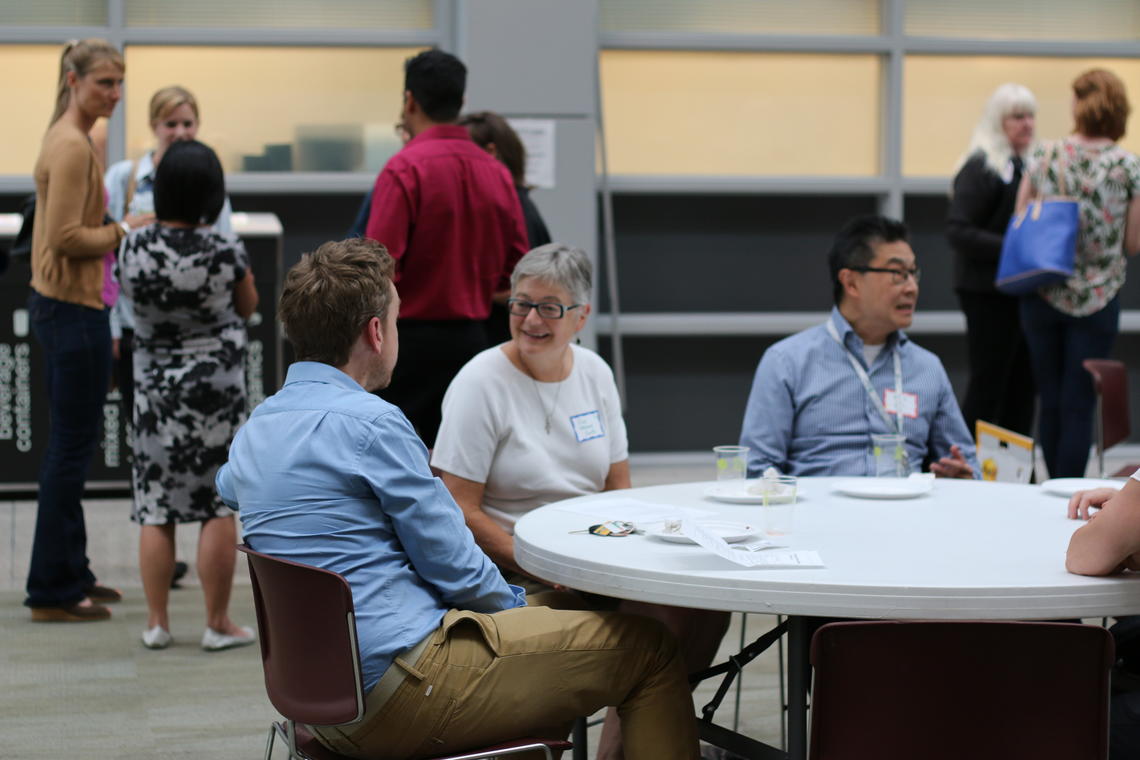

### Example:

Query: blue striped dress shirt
xmin=739 ymin=308 xmax=979 ymax=478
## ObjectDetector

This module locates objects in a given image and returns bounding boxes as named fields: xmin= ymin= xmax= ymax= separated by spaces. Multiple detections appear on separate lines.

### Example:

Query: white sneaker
xmin=142 ymin=625 xmax=172 ymax=649
xmin=201 ymin=625 xmax=256 ymax=652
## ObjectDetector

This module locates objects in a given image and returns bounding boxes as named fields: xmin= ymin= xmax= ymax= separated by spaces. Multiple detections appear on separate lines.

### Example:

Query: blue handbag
xmin=995 ymin=143 xmax=1078 ymax=296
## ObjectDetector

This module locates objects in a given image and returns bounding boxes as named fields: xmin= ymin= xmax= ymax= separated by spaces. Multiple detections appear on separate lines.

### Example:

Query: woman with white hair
xmin=433 ymin=243 xmax=728 ymax=759
xmin=945 ymin=83 xmax=1038 ymax=437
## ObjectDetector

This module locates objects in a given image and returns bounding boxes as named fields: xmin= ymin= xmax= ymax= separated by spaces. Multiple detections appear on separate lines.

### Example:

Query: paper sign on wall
xmin=508 ymin=118 xmax=556 ymax=189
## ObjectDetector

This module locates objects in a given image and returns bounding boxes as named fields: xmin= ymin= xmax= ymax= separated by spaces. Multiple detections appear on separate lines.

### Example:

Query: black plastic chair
xmin=238 ymin=545 xmax=572 ymax=760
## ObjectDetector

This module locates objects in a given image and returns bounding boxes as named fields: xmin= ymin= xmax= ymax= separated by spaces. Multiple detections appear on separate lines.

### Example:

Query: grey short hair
xmin=510 ymin=243 xmax=592 ymax=305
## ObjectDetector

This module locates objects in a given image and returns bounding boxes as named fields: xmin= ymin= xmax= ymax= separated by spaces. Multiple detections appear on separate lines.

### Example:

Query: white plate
xmin=648 ymin=520 xmax=758 ymax=544
xmin=1039 ymin=478 xmax=1126 ymax=498
xmin=704 ymin=481 xmax=802 ymax=505
xmin=833 ymin=477 xmax=933 ymax=500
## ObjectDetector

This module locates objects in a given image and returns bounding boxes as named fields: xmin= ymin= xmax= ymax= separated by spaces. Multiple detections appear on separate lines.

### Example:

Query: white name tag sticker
xmin=883 ymin=389 xmax=919 ymax=419
xmin=570 ymin=410 xmax=605 ymax=442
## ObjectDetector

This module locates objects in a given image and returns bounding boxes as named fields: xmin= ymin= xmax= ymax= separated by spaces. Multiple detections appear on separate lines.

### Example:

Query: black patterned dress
xmin=118 ymin=225 xmax=249 ymax=525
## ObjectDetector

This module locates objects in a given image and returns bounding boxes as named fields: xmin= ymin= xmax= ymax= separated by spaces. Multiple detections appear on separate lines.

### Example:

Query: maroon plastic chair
xmin=1084 ymin=359 xmax=1138 ymax=478
xmin=238 ymin=545 xmax=572 ymax=760
xmin=808 ymin=620 xmax=1113 ymax=760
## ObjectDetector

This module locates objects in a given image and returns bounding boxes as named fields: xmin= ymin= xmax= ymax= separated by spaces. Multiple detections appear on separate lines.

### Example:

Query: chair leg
xmin=264 ymin=724 xmax=276 ymax=760
xmin=285 ymin=720 xmax=298 ymax=760
xmin=1094 ymin=396 xmax=1106 ymax=479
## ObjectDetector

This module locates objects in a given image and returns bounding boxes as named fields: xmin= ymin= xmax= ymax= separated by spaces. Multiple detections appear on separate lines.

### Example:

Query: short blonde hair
xmin=149 ymin=85 xmax=199 ymax=126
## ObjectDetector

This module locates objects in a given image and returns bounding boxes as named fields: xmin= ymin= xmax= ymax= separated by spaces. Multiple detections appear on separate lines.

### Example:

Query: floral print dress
xmin=118 ymin=225 xmax=249 ymax=525
xmin=1028 ymin=137 xmax=1140 ymax=316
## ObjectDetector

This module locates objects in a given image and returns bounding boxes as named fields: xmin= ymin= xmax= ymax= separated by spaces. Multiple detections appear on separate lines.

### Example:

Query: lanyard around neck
xmin=825 ymin=319 xmax=903 ymax=435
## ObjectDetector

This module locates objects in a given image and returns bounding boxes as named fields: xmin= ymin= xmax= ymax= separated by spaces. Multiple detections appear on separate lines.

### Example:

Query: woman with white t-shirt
xmin=433 ymin=243 xmax=728 ymax=759
xmin=433 ymin=243 xmax=626 ymax=554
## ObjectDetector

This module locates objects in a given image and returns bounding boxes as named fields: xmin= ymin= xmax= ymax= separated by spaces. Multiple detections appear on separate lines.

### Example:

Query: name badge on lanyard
xmin=884 ymin=388 xmax=918 ymax=419
xmin=825 ymin=319 xmax=906 ymax=435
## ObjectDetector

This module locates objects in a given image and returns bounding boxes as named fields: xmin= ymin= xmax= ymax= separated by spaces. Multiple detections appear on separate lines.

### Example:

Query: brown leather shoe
xmin=85 ymin=585 xmax=122 ymax=603
xmin=31 ymin=602 xmax=112 ymax=623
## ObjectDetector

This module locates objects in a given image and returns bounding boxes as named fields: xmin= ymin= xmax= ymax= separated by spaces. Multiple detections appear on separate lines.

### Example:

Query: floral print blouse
xmin=1028 ymin=137 xmax=1140 ymax=316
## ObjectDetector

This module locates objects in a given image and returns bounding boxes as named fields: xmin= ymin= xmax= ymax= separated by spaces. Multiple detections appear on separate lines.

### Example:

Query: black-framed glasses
xmin=848 ymin=266 xmax=921 ymax=284
xmin=507 ymin=298 xmax=583 ymax=320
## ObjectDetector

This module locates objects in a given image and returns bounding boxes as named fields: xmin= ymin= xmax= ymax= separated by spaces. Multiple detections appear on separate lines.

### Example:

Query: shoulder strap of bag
xmin=123 ymin=159 xmax=138 ymax=217
xmin=1047 ymin=140 xmax=1070 ymax=198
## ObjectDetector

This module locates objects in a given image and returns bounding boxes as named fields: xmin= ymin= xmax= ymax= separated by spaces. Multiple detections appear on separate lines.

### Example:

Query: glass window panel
xmin=905 ymin=0 xmax=1140 ymax=41
xmin=124 ymin=46 xmax=425 ymax=173
xmin=125 ymin=0 xmax=432 ymax=29
xmin=3 ymin=45 xmax=71 ymax=175
xmin=904 ymin=56 xmax=1140 ymax=177
xmin=600 ymin=51 xmax=881 ymax=176
xmin=0 ymin=0 xmax=106 ymax=25
xmin=601 ymin=0 xmax=880 ymax=36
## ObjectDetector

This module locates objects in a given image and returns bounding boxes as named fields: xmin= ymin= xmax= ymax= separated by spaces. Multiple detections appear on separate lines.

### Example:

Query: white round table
xmin=514 ymin=477 xmax=1140 ymax=759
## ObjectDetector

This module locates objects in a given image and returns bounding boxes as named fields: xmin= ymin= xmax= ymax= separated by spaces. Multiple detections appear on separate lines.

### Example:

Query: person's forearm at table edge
xmin=1066 ymin=479 xmax=1140 ymax=576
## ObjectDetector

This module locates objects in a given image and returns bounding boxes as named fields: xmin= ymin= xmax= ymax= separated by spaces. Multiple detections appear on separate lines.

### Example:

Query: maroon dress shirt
xmin=366 ymin=125 xmax=530 ymax=321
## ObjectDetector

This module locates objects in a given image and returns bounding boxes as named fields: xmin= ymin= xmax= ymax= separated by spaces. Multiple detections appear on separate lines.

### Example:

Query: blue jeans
xmin=24 ymin=292 xmax=111 ymax=608
xmin=1019 ymin=293 xmax=1119 ymax=479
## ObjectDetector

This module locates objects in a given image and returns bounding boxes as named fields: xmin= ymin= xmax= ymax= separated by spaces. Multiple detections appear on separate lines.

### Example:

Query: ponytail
xmin=49 ymin=38 xmax=124 ymax=127
xmin=49 ymin=40 xmax=78 ymax=126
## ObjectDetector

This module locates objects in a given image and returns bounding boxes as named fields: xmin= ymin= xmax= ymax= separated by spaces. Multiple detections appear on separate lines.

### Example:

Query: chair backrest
xmin=809 ymin=620 xmax=1113 ymax=760
xmin=238 ymin=544 xmax=366 ymax=727
xmin=1084 ymin=359 xmax=1131 ymax=451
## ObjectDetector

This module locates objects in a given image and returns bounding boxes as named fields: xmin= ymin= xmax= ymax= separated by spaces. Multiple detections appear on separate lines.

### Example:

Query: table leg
xmin=572 ymin=716 xmax=588 ymax=760
xmin=786 ymin=616 xmax=809 ymax=760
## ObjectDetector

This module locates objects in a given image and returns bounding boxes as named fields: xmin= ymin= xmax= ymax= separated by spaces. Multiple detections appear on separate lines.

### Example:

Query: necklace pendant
xmin=545 ymin=419 xmax=551 ymax=435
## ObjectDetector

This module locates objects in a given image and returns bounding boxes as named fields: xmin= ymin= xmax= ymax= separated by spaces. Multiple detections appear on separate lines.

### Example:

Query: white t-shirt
xmin=431 ymin=344 xmax=629 ymax=532
xmin=862 ymin=342 xmax=884 ymax=367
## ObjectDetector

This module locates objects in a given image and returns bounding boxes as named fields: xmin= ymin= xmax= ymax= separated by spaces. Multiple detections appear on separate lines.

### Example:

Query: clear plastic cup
xmin=713 ymin=445 xmax=749 ymax=481
xmin=750 ymin=475 xmax=797 ymax=537
xmin=872 ymin=433 xmax=910 ymax=477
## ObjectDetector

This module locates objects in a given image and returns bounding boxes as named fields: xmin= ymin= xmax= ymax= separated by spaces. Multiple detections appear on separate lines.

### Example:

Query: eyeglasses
xmin=507 ymin=298 xmax=583 ymax=320
xmin=848 ymin=266 xmax=921 ymax=284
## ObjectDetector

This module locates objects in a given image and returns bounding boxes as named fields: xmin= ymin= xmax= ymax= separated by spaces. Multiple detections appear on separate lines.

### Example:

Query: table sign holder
xmin=975 ymin=420 xmax=1034 ymax=484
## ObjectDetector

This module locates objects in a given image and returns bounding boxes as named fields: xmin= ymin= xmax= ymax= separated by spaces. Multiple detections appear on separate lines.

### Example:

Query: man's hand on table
xmin=929 ymin=445 xmax=974 ymax=479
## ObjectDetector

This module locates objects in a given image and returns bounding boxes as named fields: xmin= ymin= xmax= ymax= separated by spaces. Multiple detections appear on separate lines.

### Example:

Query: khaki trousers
xmin=315 ymin=606 xmax=699 ymax=760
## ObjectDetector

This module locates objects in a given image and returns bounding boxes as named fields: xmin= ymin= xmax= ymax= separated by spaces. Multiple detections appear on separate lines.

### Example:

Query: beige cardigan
xmin=31 ymin=120 xmax=124 ymax=310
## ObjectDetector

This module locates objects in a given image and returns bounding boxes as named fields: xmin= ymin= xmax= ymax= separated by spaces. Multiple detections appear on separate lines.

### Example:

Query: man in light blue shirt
xmin=217 ymin=238 xmax=696 ymax=760
xmin=740 ymin=215 xmax=979 ymax=479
